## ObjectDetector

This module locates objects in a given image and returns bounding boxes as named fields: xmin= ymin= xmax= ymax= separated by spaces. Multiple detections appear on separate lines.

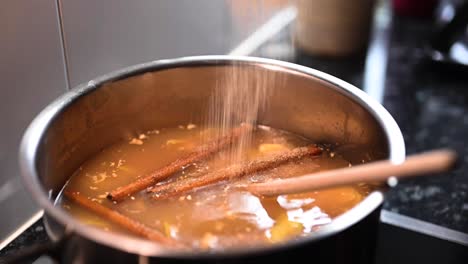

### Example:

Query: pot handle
xmin=1 ymin=232 xmax=71 ymax=264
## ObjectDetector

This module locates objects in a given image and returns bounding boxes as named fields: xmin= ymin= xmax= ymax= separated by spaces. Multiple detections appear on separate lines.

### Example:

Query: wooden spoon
xmin=244 ymin=149 xmax=458 ymax=196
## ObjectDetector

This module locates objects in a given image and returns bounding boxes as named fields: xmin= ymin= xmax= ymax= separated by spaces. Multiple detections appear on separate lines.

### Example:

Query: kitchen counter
xmin=380 ymin=17 xmax=468 ymax=233
xmin=1 ymin=7 xmax=467 ymax=262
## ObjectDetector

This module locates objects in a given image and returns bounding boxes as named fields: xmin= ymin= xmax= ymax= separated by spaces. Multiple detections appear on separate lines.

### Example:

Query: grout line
xmin=0 ymin=210 xmax=44 ymax=251
xmin=229 ymin=6 xmax=297 ymax=56
xmin=381 ymin=209 xmax=468 ymax=247
xmin=55 ymin=0 xmax=71 ymax=90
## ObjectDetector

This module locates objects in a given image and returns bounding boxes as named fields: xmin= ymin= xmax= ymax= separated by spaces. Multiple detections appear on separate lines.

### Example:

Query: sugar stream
xmin=202 ymin=65 xmax=274 ymax=164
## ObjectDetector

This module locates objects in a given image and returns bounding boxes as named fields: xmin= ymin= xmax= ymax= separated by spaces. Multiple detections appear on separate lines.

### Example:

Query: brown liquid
xmin=58 ymin=124 xmax=376 ymax=250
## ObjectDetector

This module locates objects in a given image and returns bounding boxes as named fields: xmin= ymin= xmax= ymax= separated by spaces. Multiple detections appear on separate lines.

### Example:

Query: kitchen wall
xmin=0 ymin=0 xmax=67 ymax=243
xmin=61 ymin=0 xmax=284 ymax=86
xmin=61 ymin=0 xmax=234 ymax=86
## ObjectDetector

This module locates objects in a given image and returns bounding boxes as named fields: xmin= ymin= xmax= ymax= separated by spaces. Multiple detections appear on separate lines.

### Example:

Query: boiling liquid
xmin=58 ymin=125 xmax=377 ymax=250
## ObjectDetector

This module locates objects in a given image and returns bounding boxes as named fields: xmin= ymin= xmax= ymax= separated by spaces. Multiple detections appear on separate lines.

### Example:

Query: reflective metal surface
xmin=19 ymin=55 xmax=405 ymax=261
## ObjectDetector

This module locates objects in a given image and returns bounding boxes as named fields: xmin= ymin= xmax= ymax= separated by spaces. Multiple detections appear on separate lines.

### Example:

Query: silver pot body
xmin=19 ymin=56 xmax=405 ymax=263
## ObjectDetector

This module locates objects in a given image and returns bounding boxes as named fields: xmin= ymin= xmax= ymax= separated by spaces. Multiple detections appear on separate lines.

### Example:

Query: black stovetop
xmin=1 ymin=3 xmax=468 ymax=264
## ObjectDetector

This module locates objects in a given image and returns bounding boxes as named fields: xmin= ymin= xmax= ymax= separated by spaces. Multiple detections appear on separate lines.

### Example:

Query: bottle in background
xmin=293 ymin=0 xmax=376 ymax=57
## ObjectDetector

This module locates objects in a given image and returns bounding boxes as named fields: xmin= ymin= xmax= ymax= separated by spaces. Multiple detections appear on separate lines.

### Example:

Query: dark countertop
xmin=380 ymin=17 xmax=468 ymax=233
xmin=1 ymin=8 xmax=468 ymax=262
xmin=0 ymin=220 xmax=48 ymax=261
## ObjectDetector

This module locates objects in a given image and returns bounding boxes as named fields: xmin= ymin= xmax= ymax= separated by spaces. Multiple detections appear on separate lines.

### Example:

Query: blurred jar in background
xmin=294 ymin=0 xmax=376 ymax=57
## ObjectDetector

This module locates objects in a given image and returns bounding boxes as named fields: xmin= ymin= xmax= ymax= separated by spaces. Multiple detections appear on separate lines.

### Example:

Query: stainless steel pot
xmin=18 ymin=55 xmax=405 ymax=264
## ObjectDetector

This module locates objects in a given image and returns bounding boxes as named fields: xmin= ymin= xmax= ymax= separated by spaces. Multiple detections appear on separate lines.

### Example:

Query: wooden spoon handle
xmin=245 ymin=149 xmax=457 ymax=196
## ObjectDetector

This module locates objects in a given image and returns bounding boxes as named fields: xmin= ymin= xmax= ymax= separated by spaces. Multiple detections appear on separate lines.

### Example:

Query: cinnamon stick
xmin=108 ymin=124 xmax=252 ymax=202
xmin=150 ymin=145 xmax=322 ymax=200
xmin=64 ymin=191 xmax=183 ymax=248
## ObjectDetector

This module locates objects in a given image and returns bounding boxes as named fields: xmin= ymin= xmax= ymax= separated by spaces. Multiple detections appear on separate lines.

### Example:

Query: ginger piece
xmin=166 ymin=139 xmax=185 ymax=145
xmin=259 ymin=143 xmax=290 ymax=154
xmin=163 ymin=222 xmax=178 ymax=238
xmin=268 ymin=213 xmax=303 ymax=243
xmin=129 ymin=138 xmax=144 ymax=145
xmin=200 ymin=232 xmax=218 ymax=249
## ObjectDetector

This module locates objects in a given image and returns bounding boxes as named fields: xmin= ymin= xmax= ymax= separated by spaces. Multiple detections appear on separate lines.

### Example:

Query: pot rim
xmin=18 ymin=55 xmax=405 ymax=258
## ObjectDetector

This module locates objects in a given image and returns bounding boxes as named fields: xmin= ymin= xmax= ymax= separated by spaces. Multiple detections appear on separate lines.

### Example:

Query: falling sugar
xmin=203 ymin=65 xmax=280 ymax=164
